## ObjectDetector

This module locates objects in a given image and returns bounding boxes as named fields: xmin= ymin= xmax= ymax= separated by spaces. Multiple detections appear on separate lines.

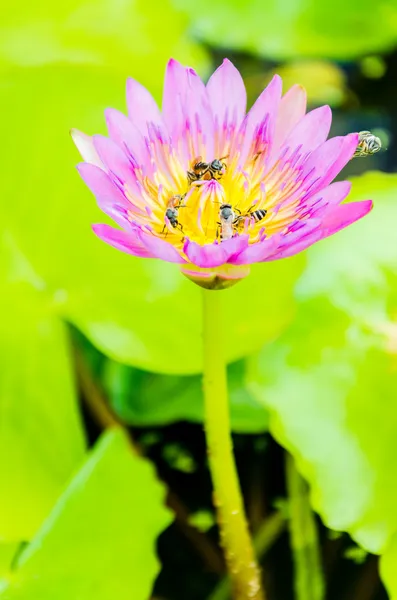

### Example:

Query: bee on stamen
xmin=207 ymin=157 xmax=228 ymax=180
xmin=234 ymin=206 xmax=268 ymax=229
xmin=187 ymin=156 xmax=228 ymax=184
xmin=353 ymin=131 xmax=382 ymax=158
xmin=217 ymin=203 xmax=236 ymax=241
xmin=162 ymin=194 xmax=186 ymax=234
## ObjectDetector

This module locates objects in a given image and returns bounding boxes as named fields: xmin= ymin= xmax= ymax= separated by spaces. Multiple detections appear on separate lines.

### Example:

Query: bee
xmin=207 ymin=157 xmax=227 ymax=180
xmin=217 ymin=203 xmax=236 ymax=241
xmin=187 ymin=158 xmax=209 ymax=183
xmin=163 ymin=194 xmax=185 ymax=233
xmin=234 ymin=207 xmax=268 ymax=228
xmin=165 ymin=207 xmax=180 ymax=228
xmin=187 ymin=156 xmax=227 ymax=184
xmin=353 ymin=131 xmax=382 ymax=158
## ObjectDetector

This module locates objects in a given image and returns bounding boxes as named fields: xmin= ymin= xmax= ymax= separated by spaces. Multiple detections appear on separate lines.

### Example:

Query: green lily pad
xmin=0 ymin=429 xmax=172 ymax=600
xmin=175 ymin=0 xmax=397 ymax=61
xmin=0 ymin=276 xmax=86 ymax=542
xmin=248 ymin=172 xmax=397 ymax=553
xmin=0 ymin=0 xmax=208 ymax=86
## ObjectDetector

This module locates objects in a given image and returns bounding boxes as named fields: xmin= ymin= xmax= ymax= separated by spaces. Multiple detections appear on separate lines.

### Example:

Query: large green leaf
xmin=0 ymin=428 xmax=172 ymax=600
xmin=103 ymin=358 xmax=269 ymax=432
xmin=0 ymin=0 xmax=208 ymax=87
xmin=175 ymin=0 xmax=397 ymax=60
xmin=248 ymin=172 xmax=397 ymax=554
xmin=0 ymin=65 xmax=302 ymax=374
xmin=0 ymin=277 xmax=86 ymax=541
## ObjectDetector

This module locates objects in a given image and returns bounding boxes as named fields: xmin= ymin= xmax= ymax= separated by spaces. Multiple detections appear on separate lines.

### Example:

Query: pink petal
xmin=126 ymin=77 xmax=163 ymax=134
xmin=301 ymin=134 xmax=359 ymax=197
xmin=77 ymin=163 xmax=136 ymax=226
xmin=266 ymin=229 xmax=323 ymax=260
xmin=278 ymin=105 xmax=332 ymax=162
xmin=235 ymin=220 xmax=322 ymax=264
xmin=162 ymin=58 xmax=187 ymax=129
xmin=137 ymin=230 xmax=187 ymax=264
xmin=105 ymin=108 xmax=150 ymax=168
xmin=92 ymin=134 xmax=141 ymax=196
xmin=71 ymin=129 xmax=104 ymax=168
xmin=183 ymin=235 xmax=249 ymax=268
xmin=320 ymin=200 xmax=373 ymax=238
xmin=207 ymin=59 xmax=247 ymax=151
xmin=93 ymin=223 xmax=186 ymax=263
xmin=303 ymin=181 xmax=352 ymax=217
xmin=267 ymin=201 xmax=372 ymax=260
xmin=237 ymin=75 xmax=282 ymax=168
xmin=313 ymin=180 xmax=352 ymax=207
xmin=231 ymin=234 xmax=282 ymax=264
xmin=272 ymin=84 xmax=307 ymax=153
xmin=92 ymin=224 xmax=153 ymax=258
xmin=162 ymin=59 xmax=214 ymax=159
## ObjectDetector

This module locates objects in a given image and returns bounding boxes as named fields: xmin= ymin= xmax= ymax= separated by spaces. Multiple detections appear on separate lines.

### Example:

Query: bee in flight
xmin=187 ymin=156 xmax=228 ymax=184
xmin=353 ymin=131 xmax=382 ymax=158
xmin=217 ymin=203 xmax=236 ymax=241
xmin=163 ymin=194 xmax=186 ymax=233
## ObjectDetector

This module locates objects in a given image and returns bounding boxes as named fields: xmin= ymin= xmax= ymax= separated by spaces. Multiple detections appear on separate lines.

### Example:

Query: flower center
xmin=124 ymin=140 xmax=315 ymax=252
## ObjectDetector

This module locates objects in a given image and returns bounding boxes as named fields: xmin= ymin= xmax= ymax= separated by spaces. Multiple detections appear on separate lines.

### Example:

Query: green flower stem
xmin=202 ymin=289 xmax=265 ymax=600
xmin=285 ymin=453 xmax=325 ymax=600
xmin=209 ymin=510 xmax=286 ymax=600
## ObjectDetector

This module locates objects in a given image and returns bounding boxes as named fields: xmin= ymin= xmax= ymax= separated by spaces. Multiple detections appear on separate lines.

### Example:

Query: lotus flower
xmin=72 ymin=59 xmax=372 ymax=289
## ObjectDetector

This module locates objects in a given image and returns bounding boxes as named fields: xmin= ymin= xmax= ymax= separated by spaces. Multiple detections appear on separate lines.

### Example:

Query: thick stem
xmin=285 ymin=453 xmax=325 ymax=600
xmin=209 ymin=510 xmax=286 ymax=600
xmin=202 ymin=289 xmax=264 ymax=600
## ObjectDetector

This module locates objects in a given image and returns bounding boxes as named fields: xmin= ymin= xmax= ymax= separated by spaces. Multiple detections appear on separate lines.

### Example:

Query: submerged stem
xmin=285 ymin=453 xmax=325 ymax=600
xmin=202 ymin=289 xmax=265 ymax=600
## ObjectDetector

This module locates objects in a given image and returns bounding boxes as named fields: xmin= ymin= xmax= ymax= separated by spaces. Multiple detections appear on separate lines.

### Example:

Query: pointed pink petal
xmin=92 ymin=134 xmax=138 ymax=189
xmin=301 ymin=133 xmax=359 ymax=197
xmin=312 ymin=180 xmax=352 ymax=207
xmin=183 ymin=235 xmax=249 ymax=268
xmin=126 ymin=77 xmax=163 ymax=134
xmin=93 ymin=223 xmax=186 ymax=263
xmin=92 ymin=224 xmax=153 ymax=257
xmin=207 ymin=58 xmax=247 ymax=132
xmin=77 ymin=163 xmax=136 ymax=227
xmin=237 ymin=75 xmax=283 ymax=167
xmin=71 ymin=129 xmax=104 ymax=168
xmin=137 ymin=230 xmax=187 ymax=263
xmin=268 ymin=201 xmax=372 ymax=260
xmin=272 ymin=84 xmax=307 ymax=152
xmin=162 ymin=59 xmax=187 ymax=130
xmin=320 ymin=200 xmax=373 ymax=238
xmin=235 ymin=220 xmax=321 ymax=264
xmin=304 ymin=181 xmax=352 ymax=217
xmin=280 ymin=105 xmax=332 ymax=159
xmin=265 ymin=219 xmax=322 ymax=262
xmin=105 ymin=108 xmax=150 ymax=168
xmin=162 ymin=59 xmax=214 ymax=159
xmin=231 ymin=234 xmax=282 ymax=264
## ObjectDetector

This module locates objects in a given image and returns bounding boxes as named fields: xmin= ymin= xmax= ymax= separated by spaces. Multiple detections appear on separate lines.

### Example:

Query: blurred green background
xmin=2 ymin=1 xmax=397 ymax=598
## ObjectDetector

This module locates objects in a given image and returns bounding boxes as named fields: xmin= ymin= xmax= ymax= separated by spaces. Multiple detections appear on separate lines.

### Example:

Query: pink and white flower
xmin=72 ymin=59 xmax=372 ymax=289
